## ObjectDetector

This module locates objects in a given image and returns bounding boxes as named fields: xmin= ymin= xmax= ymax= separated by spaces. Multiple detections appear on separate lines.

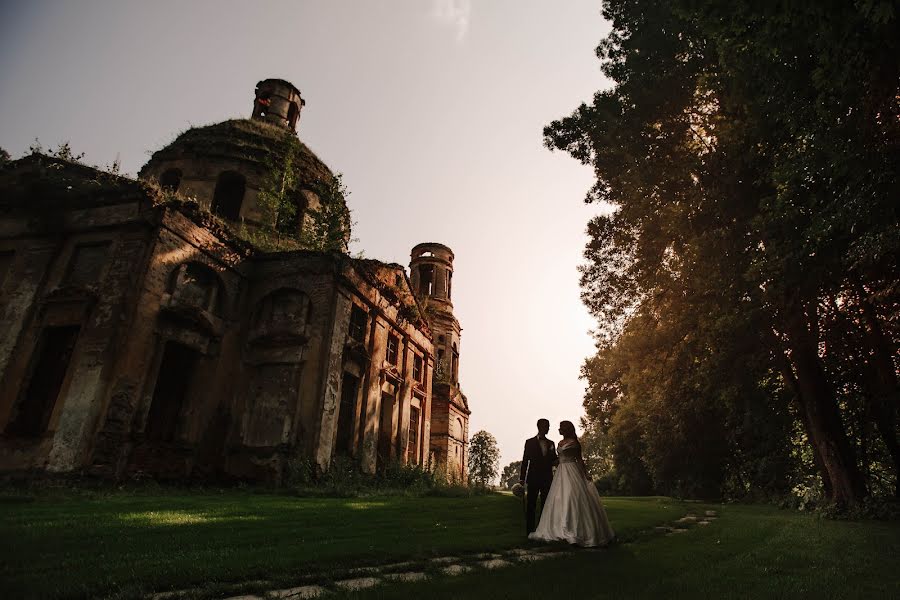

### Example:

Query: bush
xmin=286 ymin=457 xmax=479 ymax=498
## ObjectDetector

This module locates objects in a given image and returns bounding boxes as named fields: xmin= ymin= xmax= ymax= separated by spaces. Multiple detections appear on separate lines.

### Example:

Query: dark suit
xmin=520 ymin=435 xmax=558 ymax=534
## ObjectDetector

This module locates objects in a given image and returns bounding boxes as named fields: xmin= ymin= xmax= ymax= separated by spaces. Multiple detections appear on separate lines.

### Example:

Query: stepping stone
xmin=676 ymin=516 xmax=698 ymax=523
xmin=151 ymin=590 xmax=200 ymax=600
xmin=335 ymin=577 xmax=379 ymax=592
xmin=505 ymin=548 xmax=533 ymax=556
xmin=517 ymin=552 xmax=558 ymax=561
xmin=382 ymin=561 xmax=415 ymax=571
xmin=472 ymin=552 xmax=502 ymax=560
xmin=442 ymin=564 xmax=474 ymax=576
xmin=430 ymin=556 xmax=460 ymax=564
xmin=384 ymin=572 xmax=428 ymax=583
xmin=666 ymin=528 xmax=689 ymax=536
xmin=654 ymin=526 xmax=673 ymax=533
xmin=705 ymin=510 xmax=717 ymax=517
xmin=351 ymin=560 xmax=415 ymax=575
xmin=270 ymin=585 xmax=326 ymax=599
xmin=478 ymin=558 xmax=513 ymax=570
xmin=698 ymin=520 xmax=710 ymax=526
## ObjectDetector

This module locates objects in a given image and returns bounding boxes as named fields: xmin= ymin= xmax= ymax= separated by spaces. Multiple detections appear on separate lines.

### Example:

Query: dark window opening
xmin=348 ymin=305 xmax=367 ymax=342
xmin=386 ymin=334 xmax=400 ymax=366
xmin=277 ymin=190 xmax=308 ymax=236
xmin=419 ymin=264 xmax=434 ymax=296
xmin=377 ymin=392 xmax=395 ymax=468
xmin=159 ymin=168 xmax=182 ymax=193
xmin=413 ymin=355 xmax=423 ymax=383
xmin=65 ymin=242 xmax=109 ymax=287
xmin=5 ymin=326 xmax=80 ymax=437
xmin=255 ymin=93 xmax=272 ymax=118
xmin=408 ymin=405 xmax=420 ymax=463
xmin=451 ymin=342 xmax=459 ymax=384
xmin=145 ymin=342 xmax=200 ymax=443
xmin=335 ymin=373 xmax=359 ymax=456
xmin=287 ymin=101 xmax=300 ymax=130
xmin=395 ymin=274 xmax=402 ymax=288
xmin=447 ymin=271 xmax=452 ymax=300
xmin=212 ymin=171 xmax=246 ymax=221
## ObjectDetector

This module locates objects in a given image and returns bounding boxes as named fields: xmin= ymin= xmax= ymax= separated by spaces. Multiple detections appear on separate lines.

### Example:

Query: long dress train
xmin=528 ymin=441 xmax=615 ymax=547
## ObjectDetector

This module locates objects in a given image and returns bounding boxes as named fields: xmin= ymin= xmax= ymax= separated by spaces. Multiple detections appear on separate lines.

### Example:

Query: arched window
xmin=418 ymin=264 xmax=434 ymax=296
xmin=159 ymin=168 xmax=182 ymax=193
xmin=287 ymin=101 xmax=300 ymax=130
xmin=212 ymin=171 xmax=246 ymax=220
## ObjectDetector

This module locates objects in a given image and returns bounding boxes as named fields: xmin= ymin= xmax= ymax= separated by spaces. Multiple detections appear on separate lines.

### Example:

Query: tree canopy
xmin=468 ymin=430 xmax=501 ymax=488
xmin=547 ymin=0 xmax=899 ymax=507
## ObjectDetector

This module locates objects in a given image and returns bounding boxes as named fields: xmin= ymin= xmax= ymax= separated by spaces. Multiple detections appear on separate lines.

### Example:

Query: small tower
xmin=410 ymin=243 xmax=458 ymax=380
xmin=252 ymin=78 xmax=306 ymax=132
xmin=410 ymin=243 xmax=470 ymax=481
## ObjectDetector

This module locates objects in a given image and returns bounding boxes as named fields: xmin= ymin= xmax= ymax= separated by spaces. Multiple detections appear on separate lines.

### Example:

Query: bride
xmin=528 ymin=421 xmax=615 ymax=547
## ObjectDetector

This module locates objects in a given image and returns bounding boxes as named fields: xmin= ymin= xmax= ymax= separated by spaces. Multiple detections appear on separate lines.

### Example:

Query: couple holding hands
xmin=519 ymin=419 xmax=615 ymax=548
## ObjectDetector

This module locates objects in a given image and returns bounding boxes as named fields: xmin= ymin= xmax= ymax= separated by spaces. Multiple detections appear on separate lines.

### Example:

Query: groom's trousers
xmin=525 ymin=482 xmax=551 ymax=534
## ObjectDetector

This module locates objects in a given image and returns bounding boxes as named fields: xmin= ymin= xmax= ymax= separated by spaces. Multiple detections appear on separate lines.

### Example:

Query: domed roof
xmin=139 ymin=118 xmax=333 ymax=185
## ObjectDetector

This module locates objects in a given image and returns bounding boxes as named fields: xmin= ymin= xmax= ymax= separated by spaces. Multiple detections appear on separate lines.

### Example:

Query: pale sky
xmin=0 ymin=0 xmax=613 ymax=474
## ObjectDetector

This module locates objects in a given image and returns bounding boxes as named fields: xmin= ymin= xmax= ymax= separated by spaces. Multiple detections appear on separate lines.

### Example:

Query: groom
xmin=519 ymin=418 xmax=558 ymax=534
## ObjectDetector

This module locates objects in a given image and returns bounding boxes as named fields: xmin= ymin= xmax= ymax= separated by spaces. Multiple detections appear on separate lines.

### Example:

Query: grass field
xmin=349 ymin=503 xmax=900 ymax=600
xmin=0 ymin=490 xmax=682 ymax=599
xmin=1 ymin=490 xmax=897 ymax=599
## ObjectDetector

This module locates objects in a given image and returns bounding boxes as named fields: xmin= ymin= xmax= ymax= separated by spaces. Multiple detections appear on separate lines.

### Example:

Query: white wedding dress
xmin=528 ymin=440 xmax=615 ymax=547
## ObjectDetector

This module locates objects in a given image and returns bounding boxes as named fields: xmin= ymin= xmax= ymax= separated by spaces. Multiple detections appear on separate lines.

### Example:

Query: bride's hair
xmin=560 ymin=420 xmax=578 ymax=439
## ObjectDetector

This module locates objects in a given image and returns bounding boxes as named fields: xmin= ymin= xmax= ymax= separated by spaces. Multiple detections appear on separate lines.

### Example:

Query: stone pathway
xmin=150 ymin=510 xmax=718 ymax=600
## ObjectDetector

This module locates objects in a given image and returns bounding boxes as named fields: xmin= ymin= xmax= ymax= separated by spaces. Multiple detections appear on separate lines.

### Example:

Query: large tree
xmin=467 ymin=431 xmax=500 ymax=488
xmin=547 ymin=1 xmax=899 ymax=506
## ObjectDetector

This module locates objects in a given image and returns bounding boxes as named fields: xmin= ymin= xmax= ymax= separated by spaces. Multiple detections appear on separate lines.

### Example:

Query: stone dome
xmin=139 ymin=117 xmax=336 ymax=228
xmin=137 ymin=78 xmax=352 ymax=250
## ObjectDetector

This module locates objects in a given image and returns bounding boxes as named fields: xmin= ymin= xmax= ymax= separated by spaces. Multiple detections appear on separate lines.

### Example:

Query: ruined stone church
xmin=0 ymin=79 xmax=470 ymax=483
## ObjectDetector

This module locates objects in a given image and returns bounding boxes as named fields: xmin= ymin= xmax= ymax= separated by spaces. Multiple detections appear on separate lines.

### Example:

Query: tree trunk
xmin=777 ymin=356 xmax=833 ymax=498
xmin=855 ymin=285 xmax=900 ymax=497
xmin=783 ymin=302 xmax=867 ymax=506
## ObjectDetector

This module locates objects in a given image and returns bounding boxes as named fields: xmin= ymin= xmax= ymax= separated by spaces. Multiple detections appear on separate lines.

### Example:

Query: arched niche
xmin=168 ymin=262 xmax=224 ymax=315
xmin=250 ymin=288 xmax=313 ymax=345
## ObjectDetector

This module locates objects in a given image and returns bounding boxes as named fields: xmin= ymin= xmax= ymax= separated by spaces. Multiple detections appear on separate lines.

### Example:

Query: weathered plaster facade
xmin=0 ymin=79 xmax=468 ymax=483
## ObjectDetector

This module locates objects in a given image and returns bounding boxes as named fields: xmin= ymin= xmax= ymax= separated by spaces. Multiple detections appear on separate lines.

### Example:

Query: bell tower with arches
xmin=410 ymin=242 xmax=470 ymax=481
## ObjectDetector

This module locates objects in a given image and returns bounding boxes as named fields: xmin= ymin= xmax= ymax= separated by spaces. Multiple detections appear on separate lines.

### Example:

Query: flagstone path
xmin=150 ymin=510 xmax=718 ymax=600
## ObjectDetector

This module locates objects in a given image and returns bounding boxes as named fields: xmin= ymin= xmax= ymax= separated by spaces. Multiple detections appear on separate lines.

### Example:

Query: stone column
xmin=314 ymin=291 xmax=353 ymax=471
xmin=422 ymin=355 xmax=434 ymax=467
xmin=48 ymin=237 xmax=148 ymax=471
xmin=360 ymin=316 xmax=388 ymax=473
xmin=397 ymin=340 xmax=413 ymax=464
xmin=0 ymin=243 xmax=56 ymax=389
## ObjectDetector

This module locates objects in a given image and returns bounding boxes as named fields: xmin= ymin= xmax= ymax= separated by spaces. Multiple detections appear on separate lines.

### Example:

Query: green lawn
xmin=350 ymin=503 xmax=900 ymax=600
xmin=2 ymin=491 xmax=896 ymax=600
xmin=0 ymin=491 xmax=682 ymax=599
